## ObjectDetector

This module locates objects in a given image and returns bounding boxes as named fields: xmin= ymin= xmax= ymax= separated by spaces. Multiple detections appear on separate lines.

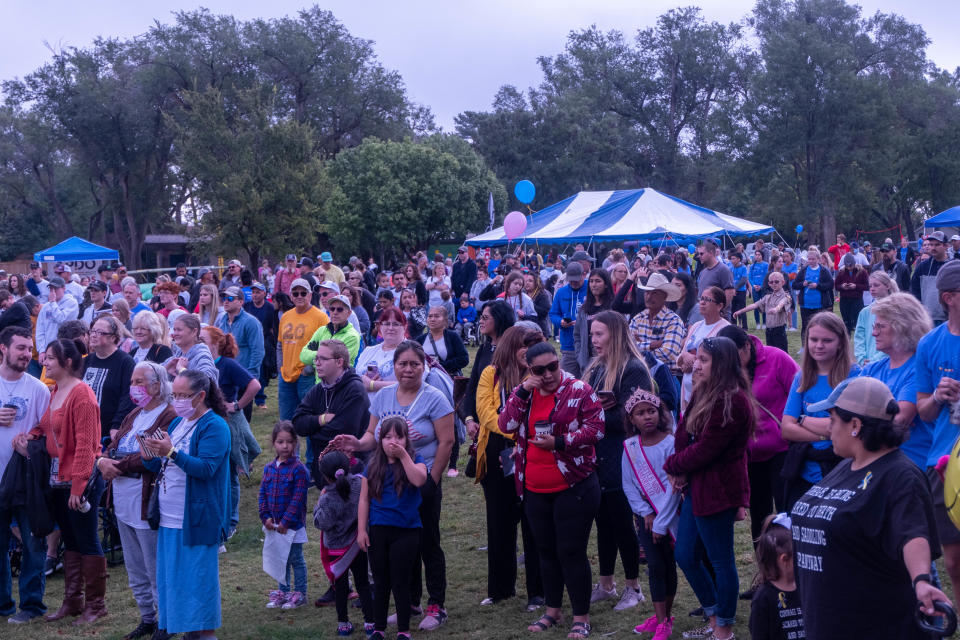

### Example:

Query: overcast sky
xmin=3 ymin=1 xmax=958 ymax=130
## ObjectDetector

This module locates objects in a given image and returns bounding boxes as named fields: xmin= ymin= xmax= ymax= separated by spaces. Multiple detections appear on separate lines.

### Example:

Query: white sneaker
xmin=787 ymin=326 xmax=797 ymax=332
xmin=590 ymin=582 xmax=617 ymax=603
xmin=613 ymin=585 xmax=644 ymax=610
xmin=758 ymin=323 xmax=766 ymax=330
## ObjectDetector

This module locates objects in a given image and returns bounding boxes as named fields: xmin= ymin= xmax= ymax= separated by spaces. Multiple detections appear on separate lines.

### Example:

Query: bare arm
xmin=430 ymin=413 xmax=455 ymax=484
xmin=357 ymin=478 xmax=370 ymax=550
xmin=781 ymin=414 xmax=829 ymax=442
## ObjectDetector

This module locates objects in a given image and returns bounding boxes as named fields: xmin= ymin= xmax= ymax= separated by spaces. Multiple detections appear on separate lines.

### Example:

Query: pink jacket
xmin=499 ymin=371 xmax=605 ymax=497
xmin=748 ymin=335 xmax=798 ymax=462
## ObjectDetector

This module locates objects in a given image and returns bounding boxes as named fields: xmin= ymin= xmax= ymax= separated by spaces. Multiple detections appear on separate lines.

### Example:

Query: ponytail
xmin=318 ymin=450 xmax=352 ymax=500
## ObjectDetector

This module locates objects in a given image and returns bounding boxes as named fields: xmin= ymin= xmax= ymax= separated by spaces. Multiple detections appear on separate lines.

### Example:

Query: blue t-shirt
xmin=748 ymin=261 xmax=768 ymax=288
xmin=802 ymin=266 xmax=822 ymax=309
xmin=782 ymin=263 xmax=799 ymax=292
xmin=363 ymin=454 xmax=424 ymax=528
xmin=370 ymin=384 xmax=453 ymax=471
xmin=915 ymin=324 xmax=960 ymax=467
xmin=730 ymin=264 xmax=748 ymax=292
xmin=784 ymin=367 xmax=860 ymax=483
xmin=860 ymin=356 xmax=931 ymax=469
xmin=214 ymin=356 xmax=254 ymax=404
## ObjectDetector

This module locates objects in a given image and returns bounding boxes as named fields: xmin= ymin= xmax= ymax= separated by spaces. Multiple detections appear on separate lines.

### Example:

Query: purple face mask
xmin=172 ymin=397 xmax=196 ymax=418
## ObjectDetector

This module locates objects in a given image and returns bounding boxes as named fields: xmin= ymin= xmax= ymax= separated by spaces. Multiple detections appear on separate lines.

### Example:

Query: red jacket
xmin=834 ymin=266 xmax=869 ymax=299
xmin=499 ymin=371 xmax=605 ymax=497
xmin=664 ymin=389 xmax=753 ymax=517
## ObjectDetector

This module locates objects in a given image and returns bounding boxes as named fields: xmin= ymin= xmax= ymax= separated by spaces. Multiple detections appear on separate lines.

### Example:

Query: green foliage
xmin=171 ymin=89 xmax=332 ymax=268
xmin=324 ymin=135 xmax=507 ymax=260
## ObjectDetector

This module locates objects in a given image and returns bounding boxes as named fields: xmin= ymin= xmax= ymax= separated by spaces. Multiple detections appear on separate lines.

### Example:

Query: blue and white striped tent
xmin=465 ymin=188 xmax=775 ymax=247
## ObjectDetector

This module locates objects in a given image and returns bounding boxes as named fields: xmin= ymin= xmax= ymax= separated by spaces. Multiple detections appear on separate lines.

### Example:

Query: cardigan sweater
xmin=32 ymin=383 xmax=101 ymax=497
xmin=144 ymin=410 xmax=231 ymax=546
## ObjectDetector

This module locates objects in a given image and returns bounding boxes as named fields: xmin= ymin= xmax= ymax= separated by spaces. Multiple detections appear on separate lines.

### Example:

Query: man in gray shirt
xmin=696 ymin=239 xmax=735 ymax=318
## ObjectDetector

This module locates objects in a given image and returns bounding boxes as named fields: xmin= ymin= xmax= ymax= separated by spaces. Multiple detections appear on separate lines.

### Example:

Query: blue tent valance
xmin=34 ymin=236 xmax=119 ymax=262
xmin=925 ymin=206 xmax=960 ymax=229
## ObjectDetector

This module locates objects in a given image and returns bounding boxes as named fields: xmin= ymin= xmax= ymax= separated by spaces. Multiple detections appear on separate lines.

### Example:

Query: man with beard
xmin=0 ymin=326 xmax=52 ymax=623
xmin=870 ymin=242 xmax=911 ymax=292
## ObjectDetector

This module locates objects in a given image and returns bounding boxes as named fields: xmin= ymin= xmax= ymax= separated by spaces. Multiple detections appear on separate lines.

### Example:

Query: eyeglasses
xmin=89 ymin=329 xmax=116 ymax=337
xmin=223 ymin=296 xmax=238 ymax=302
xmin=314 ymin=355 xmax=342 ymax=362
xmin=699 ymin=296 xmax=722 ymax=304
xmin=530 ymin=361 xmax=560 ymax=376
xmin=380 ymin=322 xmax=403 ymax=328
xmin=171 ymin=391 xmax=197 ymax=401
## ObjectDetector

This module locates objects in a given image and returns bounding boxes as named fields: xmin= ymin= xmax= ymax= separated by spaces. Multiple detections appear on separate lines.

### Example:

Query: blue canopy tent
xmin=465 ymin=188 xmax=775 ymax=247
xmin=924 ymin=206 xmax=960 ymax=228
xmin=34 ymin=236 xmax=119 ymax=263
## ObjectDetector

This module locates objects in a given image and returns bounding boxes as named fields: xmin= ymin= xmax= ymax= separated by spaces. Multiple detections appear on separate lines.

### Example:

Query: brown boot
xmin=74 ymin=555 xmax=108 ymax=625
xmin=45 ymin=550 xmax=84 ymax=621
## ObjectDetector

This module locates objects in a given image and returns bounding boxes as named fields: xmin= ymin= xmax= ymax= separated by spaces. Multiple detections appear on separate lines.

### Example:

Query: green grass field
xmin=1 ymin=318 xmax=858 ymax=639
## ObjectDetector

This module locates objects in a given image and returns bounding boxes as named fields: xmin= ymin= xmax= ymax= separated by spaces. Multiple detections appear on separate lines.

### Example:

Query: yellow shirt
xmin=319 ymin=264 xmax=345 ymax=285
xmin=279 ymin=306 xmax=328 ymax=383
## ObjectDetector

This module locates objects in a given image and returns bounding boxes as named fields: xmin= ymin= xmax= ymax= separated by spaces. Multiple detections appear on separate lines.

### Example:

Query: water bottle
xmin=78 ymin=497 xmax=91 ymax=513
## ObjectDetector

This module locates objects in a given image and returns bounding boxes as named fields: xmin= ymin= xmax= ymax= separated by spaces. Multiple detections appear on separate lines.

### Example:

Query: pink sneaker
xmin=634 ymin=615 xmax=660 ymax=634
xmin=652 ymin=617 xmax=674 ymax=640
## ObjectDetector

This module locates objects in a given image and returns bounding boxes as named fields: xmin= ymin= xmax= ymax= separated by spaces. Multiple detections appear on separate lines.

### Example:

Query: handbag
xmin=146 ymin=466 xmax=163 ymax=530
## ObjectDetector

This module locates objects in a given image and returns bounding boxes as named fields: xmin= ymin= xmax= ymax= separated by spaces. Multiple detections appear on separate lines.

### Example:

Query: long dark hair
xmin=176 ymin=369 xmax=228 ymax=418
xmin=318 ymin=450 xmax=352 ymax=501
xmin=366 ymin=417 xmax=417 ymax=500
xmin=483 ymin=300 xmax=516 ymax=340
xmin=754 ymin=515 xmax=793 ymax=582
xmin=717 ymin=325 xmax=756 ymax=380
xmin=584 ymin=268 xmax=614 ymax=310
xmin=671 ymin=271 xmax=697 ymax=321
xmin=683 ymin=336 xmax=755 ymax=438
xmin=45 ymin=338 xmax=86 ymax=377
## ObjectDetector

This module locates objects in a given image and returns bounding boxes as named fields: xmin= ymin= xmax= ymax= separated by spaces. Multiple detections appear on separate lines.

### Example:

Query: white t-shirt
xmin=355 ymin=344 xmax=399 ymax=396
xmin=422 ymin=333 xmax=448 ymax=361
xmin=158 ymin=413 xmax=203 ymax=530
xmin=0 ymin=373 xmax=51 ymax=476
xmin=113 ymin=404 xmax=167 ymax=529
xmin=426 ymin=276 xmax=451 ymax=307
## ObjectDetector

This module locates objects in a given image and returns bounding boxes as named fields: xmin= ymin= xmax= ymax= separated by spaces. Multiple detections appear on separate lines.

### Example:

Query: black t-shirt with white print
xmin=790 ymin=449 xmax=939 ymax=640
xmin=749 ymin=582 xmax=804 ymax=640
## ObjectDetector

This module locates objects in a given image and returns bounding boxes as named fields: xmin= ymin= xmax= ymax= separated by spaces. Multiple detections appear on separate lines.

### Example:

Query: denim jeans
xmin=0 ymin=506 xmax=46 ymax=617
xmin=280 ymin=542 xmax=308 ymax=594
xmin=255 ymin=362 xmax=271 ymax=407
xmin=674 ymin=499 xmax=739 ymax=627
xmin=277 ymin=374 xmax=315 ymax=421
xmin=229 ymin=467 xmax=240 ymax=530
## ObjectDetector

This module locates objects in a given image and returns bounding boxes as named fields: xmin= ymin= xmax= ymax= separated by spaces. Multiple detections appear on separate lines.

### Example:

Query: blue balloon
xmin=514 ymin=180 xmax=536 ymax=204
xmin=687 ymin=244 xmax=696 ymax=253
xmin=795 ymin=225 xmax=804 ymax=234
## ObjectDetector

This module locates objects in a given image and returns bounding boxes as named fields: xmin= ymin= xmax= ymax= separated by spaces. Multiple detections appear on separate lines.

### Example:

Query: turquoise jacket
xmin=145 ymin=410 xmax=231 ymax=546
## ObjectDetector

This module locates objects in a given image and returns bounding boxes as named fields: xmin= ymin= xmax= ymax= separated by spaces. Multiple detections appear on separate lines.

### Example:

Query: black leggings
xmin=481 ymin=461 xmax=543 ymax=601
xmin=523 ymin=473 xmax=600 ymax=616
xmin=635 ymin=520 xmax=677 ymax=602
xmin=595 ymin=490 xmax=640 ymax=580
xmin=748 ymin=452 xmax=787 ymax=542
xmin=410 ymin=477 xmax=446 ymax=607
xmin=369 ymin=526 xmax=420 ymax=633
xmin=50 ymin=477 xmax=105 ymax=556
xmin=334 ymin=550 xmax=373 ymax=624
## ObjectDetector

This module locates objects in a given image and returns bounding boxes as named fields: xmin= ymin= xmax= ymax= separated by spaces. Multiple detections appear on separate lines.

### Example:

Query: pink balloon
xmin=503 ymin=211 xmax=528 ymax=241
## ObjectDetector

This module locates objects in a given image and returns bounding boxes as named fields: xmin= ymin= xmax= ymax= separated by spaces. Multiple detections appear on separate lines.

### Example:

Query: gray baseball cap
xmin=807 ymin=377 xmax=896 ymax=421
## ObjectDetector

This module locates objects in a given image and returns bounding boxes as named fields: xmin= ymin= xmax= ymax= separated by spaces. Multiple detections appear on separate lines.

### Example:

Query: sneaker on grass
xmin=652 ymin=617 xmax=675 ymax=640
xmin=614 ymin=585 xmax=644 ymax=610
xmin=282 ymin=591 xmax=306 ymax=609
xmin=7 ymin=610 xmax=41 ymax=624
xmin=682 ymin=624 xmax=714 ymax=639
xmin=386 ymin=605 xmax=422 ymax=625
xmin=266 ymin=590 xmax=287 ymax=609
xmin=590 ymin=582 xmax=617 ymax=603
xmin=337 ymin=621 xmax=354 ymax=636
xmin=634 ymin=614 xmax=659 ymax=634
xmin=418 ymin=604 xmax=447 ymax=630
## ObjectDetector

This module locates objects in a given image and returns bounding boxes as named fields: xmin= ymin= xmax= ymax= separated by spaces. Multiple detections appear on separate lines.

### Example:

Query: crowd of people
xmin=0 ymin=230 xmax=958 ymax=640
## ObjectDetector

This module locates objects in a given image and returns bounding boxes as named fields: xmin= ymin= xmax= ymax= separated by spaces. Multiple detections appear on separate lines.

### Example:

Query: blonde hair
xmin=197 ymin=284 xmax=220 ymax=323
xmin=871 ymin=293 xmax=931 ymax=354
xmin=132 ymin=310 xmax=169 ymax=346
xmin=867 ymin=270 xmax=898 ymax=296
xmin=582 ymin=310 xmax=650 ymax=393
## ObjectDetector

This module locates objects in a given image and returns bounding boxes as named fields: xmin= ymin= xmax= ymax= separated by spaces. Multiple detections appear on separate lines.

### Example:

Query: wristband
xmin=369 ymin=381 xmax=375 ymax=391
xmin=913 ymin=573 xmax=932 ymax=589
xmin=933 ymin=389 xmax=945 ymax=405
xmin=319 ymin=414 xmax=326 ymax=426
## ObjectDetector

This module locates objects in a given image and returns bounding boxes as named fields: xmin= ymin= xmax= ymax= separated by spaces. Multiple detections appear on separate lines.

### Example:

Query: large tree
xmin=324 ymin=136 xmax=507 ymax=262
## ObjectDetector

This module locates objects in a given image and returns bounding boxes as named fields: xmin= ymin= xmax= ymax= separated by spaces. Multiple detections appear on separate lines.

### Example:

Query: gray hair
xmin=134 ymin=360 xmax=172 ymax=402
xmin=871 ymin=292 xmax=932 ymax=354
xmin=121 ymin=277 xmax=138 ymax=290
xmin=132 ymin=310 xmax=167 ymax=345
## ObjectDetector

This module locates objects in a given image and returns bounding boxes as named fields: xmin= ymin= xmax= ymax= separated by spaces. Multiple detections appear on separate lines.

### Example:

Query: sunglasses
xmin=530 ymin=360 xmax=559 ymax=376
xmin=319 ymin=290 xmax=333 ymax=297
xmin=328 ymin=306 xmax=348 ymax=313
xmin=223 ymin=296 xmax=239 ymax=302
xmin=291 ymin=291 xmax=310 ymax=298
xmin=698 ymin=296 xmax=722 ymax=304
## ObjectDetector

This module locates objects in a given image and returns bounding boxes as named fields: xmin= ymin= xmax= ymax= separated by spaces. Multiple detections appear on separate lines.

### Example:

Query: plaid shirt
xmin=629 ymin=307 xmax=686 ymax=364
xmin=258 ymin=456 xmax=310 ymax=531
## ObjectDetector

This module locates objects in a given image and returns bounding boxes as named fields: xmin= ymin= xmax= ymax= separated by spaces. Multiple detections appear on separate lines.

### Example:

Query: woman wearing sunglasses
xmin=474 ymin=327 xmax=544 ymax=609
xmin=676 ymin=286 xmax=730 ymax=412
xmin=663 ymin=336 xmax=754 ymax=640
xmin=499 ymin=341 xmax=605 ymax=640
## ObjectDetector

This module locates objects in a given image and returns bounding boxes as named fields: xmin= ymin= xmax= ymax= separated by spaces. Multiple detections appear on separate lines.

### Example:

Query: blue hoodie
xmin=549 ymin=282 xmax=588 ymax=351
